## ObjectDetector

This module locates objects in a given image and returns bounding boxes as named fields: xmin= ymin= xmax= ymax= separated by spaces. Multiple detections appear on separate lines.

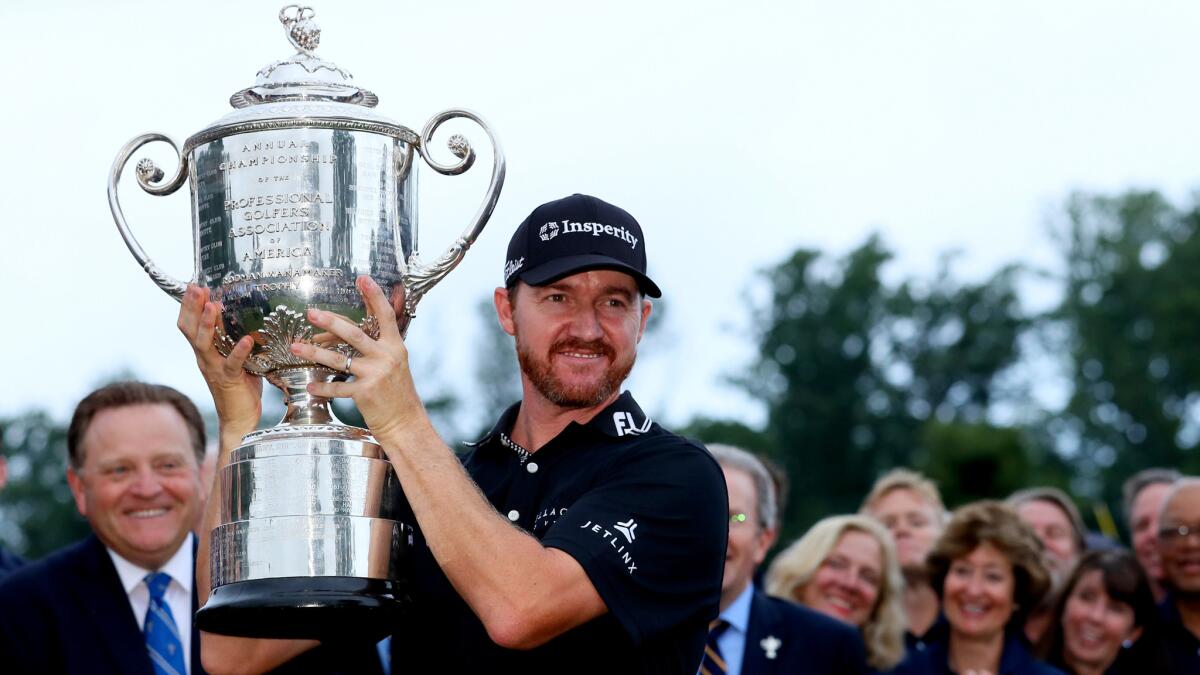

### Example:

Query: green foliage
xmin=730 ymin=236 xmax=1036 ymax=543
xmin=1052 ymin=190 xmax=1200 ymax=504
xmin=916 ymin=422 xmax=1069 ymax=507
xmin=8 ymin=188 xmax=1200 ymax=561
xmin=677 ymin=417 xmax=773 ymax=456
xmin=0 ymin=413 xmax=91 ymax=558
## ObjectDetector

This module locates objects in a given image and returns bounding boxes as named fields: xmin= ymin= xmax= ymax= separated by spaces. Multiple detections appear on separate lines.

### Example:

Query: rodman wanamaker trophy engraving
xmin=107 ymin=6 xmax=505 ymax=638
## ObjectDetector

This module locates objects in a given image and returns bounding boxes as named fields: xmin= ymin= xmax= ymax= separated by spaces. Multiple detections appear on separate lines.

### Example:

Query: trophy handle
xmin=107 ymin=133 xmax=191 ymax=301
xmin=403 ymin=109 xmax=506 ymax=330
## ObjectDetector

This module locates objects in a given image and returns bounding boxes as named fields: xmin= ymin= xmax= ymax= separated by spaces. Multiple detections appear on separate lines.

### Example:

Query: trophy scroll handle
xmin=403 ymin=109 xmax=506 ymax=334
xmin=107 ymin=133 xmax=191 ymax=301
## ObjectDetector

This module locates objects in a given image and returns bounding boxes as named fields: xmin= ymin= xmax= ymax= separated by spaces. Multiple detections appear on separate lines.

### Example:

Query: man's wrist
xmin=219 ymin=425 xmax=254 ymax=453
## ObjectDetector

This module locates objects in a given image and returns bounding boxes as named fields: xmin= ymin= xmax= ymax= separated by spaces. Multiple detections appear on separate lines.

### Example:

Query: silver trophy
xmin=108 ymin=5 xmax=505 ymax=638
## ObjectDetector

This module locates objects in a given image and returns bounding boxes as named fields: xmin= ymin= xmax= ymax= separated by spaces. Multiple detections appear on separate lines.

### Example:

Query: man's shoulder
xmin=751 ymin=590 xmax=859 ymax=641
xmin=0 ymin=535 xmax=99 ymax=603
xmin=744 ymin=591 xmax=866 ymax=673
xmin=615 ymin=422 xmax=712 ymax=458
xmin=0 ymin=544 xmax=25 ymax=577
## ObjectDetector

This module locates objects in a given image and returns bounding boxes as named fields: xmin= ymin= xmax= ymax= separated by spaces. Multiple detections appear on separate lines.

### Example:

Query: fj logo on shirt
xmin=613 ymin=412 xmax=651 ymax=437
xmin=579 ymin=519 xmax=639 ymax=575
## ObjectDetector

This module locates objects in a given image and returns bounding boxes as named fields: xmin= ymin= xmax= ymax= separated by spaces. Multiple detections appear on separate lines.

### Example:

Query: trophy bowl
xmin=107 ymin=5 xmax=504 ymax=639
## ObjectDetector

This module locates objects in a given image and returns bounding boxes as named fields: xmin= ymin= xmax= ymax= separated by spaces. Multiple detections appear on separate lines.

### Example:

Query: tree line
xmin=3 ymin=189 xmax=1199 ymax=557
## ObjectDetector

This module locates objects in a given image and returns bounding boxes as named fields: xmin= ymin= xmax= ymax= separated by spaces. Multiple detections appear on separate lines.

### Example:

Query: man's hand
xmin=177 ymin=284 xmax=263 ymax=439
xmin=290 ymin=276 xmax=426 ymax=446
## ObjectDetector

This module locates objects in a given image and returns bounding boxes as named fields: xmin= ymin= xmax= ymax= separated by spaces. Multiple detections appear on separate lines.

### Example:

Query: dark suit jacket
xmin=0 ymin=544 xmax=24 ymax=580
xmin=0 ymin=533 xmax=205 ymax=675
xmin=892 ymin=629 xmax=1064 ymax=675
xmin=740 ymin=590 xmax=868 ymax=675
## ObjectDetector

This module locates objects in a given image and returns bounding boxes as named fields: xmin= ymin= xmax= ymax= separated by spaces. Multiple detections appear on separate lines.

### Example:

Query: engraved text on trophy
xmin=191 ymin=129 xmax=415 ymax=335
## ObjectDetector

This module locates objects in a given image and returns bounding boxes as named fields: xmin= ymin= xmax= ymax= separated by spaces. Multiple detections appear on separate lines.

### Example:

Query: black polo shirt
xmin=389 ymin=391 xmax=728 ymax=674
xmin=1159 ymin=596 xmax=1200 ymax=673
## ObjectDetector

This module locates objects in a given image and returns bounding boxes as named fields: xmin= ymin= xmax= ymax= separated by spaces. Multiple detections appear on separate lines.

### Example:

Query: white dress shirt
xmin=107 ymin=534 xmax=195 ymax=675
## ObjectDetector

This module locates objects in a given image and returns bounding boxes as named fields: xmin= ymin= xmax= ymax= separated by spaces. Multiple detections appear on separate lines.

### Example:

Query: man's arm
xmin=298 ymin=278 xmax=606 ymax=649
xmin=178 ymin=286 xmax=321 ymax=673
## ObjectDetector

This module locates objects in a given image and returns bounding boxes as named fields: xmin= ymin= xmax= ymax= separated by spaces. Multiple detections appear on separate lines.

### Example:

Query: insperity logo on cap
xmin=502 ymin=194 xmax=662 ymax=297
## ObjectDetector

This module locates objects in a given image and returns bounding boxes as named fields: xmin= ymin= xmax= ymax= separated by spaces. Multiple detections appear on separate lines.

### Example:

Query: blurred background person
xmin=1121 ymin=468 xmax=1180 ymax=602
xmin=903 ymin=501 xmax=1061 ymax=675
xmin=1156 ymin=477 xmax=1200 ymax=672
xmin=766 ymin=514 xmax=906 ymax=672
xmin=707 ymin=444 xmax=867 ymax=674
xmin=0 ymin=445 xmax=24 ymax=579
xmin=1008 ymin=487 xmax=1087 ymax=642
xmin=1037 ymin=549 xmax=1168 ymax=675
xmin=861 ymin=468 xmax=948 ymax=651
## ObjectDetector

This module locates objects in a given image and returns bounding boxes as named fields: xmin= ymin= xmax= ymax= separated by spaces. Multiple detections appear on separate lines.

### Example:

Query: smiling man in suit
xmin=704 ymin=444 xmax=868 ymax=675
xmin=0 ymin=381 xmax=207 ymax=675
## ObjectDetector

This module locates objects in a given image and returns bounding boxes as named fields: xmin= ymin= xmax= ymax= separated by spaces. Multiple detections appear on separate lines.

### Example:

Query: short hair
xmin=707 ymin=444 xmax=777 ymax=531
xmin=765 ymin=515 xmax=906 ymax=671
xmin=67 ymin=381 xmax=205 ymax=469
xmin=1006 ymin=486 xmax=1087 ymax=555
xmin=1122 ymin=468 xmax=1182 ymax=526
xmin=1159 ymin=477 xmax=1200 ymax=525
xmin=860 ymin=467 xmax=947 ymax=520
xmin=1037 ymin=548 xmax=1167 ymax=671
xmin=928 ymin=501 xmax=1051 ymax=626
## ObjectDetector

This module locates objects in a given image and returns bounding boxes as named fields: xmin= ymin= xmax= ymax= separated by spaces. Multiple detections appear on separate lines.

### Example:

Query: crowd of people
xmin=0 ymin=193 xmax=1197 ymax=674
xmin=707 ymin=452 xmax=1200 ymax=674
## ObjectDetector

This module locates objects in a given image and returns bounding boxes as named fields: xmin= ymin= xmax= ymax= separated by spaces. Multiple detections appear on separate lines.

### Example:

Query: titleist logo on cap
xmin=504 ymin=257 xmax=524 ymax=282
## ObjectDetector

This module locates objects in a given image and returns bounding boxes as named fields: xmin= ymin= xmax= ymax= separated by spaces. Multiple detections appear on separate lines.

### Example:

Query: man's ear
xmin=636 ymin=299 xmax=652 ymax=343
xmin=753 ymin=526 xmax=778 ymax=565
xmin=66 ymin=466 xmax=88 ymax=518
xmin=494 ymin=287 xmax=517 ymax=337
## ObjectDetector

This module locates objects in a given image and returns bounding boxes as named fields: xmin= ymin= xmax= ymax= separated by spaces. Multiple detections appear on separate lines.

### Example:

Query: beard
xmin=515 ymin=333 xmax=636 ymax=409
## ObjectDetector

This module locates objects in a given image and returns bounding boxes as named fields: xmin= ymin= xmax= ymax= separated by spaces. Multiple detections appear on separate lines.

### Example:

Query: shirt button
xmin=526 ymin=462 xmax=539 ymax=474
xmin=507 ymin=510 xmax=520 ymax=521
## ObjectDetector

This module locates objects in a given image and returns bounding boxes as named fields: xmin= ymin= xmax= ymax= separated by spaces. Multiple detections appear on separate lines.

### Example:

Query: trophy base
xmin=196 ymin=576 xmax=406 ymax=640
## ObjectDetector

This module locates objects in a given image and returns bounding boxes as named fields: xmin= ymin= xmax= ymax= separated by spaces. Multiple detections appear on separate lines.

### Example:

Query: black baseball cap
xmin=503 ymin=194 xmax=662 ymax=298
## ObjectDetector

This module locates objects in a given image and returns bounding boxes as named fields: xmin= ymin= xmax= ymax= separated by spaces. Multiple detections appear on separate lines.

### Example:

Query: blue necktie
xmin=699 ymin=619 xmax=729 ymax=675
xmin=144 ymin=572 xmax=187 ymax=675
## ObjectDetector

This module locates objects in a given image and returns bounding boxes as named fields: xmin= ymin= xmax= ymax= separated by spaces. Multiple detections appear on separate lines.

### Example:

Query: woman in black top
xmin=1037 ymin=549 xmax=1169 ymax=675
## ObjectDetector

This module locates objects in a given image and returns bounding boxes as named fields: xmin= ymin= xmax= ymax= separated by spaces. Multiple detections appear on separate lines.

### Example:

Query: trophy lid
xmin=230 ymin=5 xmax=378 ymax=108
xmin=183 ymin=6 xmax=418 ymax=154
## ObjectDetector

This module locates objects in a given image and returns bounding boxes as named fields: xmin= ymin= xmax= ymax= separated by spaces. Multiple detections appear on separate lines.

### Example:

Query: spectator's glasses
xmin=1158 ymin=524 xmax=1200 ymax=544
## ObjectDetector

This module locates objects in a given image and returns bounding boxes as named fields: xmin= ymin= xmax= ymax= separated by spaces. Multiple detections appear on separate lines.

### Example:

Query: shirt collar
xmin=106 ymin=533 xmax=195 ymax=596
xmin=466 ymin=391 xmax=652 ymax=449
xmin=720 ymin=581 xmax=755 ymax=635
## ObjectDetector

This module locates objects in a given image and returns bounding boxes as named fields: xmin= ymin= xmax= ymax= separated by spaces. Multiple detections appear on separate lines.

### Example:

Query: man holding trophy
xmin=105 ymin=7 xmax=725 ymax=672
xmin=180 ymin=194 xmax=728 ymax=673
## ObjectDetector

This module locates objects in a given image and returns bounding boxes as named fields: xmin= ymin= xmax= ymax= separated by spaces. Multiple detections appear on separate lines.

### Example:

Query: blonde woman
xmin=766 ymin=515 xmax=907 ymax=671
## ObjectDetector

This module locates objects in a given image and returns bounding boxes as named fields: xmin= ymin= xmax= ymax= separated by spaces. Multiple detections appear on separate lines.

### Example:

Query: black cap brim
xmin=517 ymin=254 xmax=662 ymax=298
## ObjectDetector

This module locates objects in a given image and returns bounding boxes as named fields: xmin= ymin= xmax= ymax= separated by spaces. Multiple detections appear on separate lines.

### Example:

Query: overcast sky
xmin=4 ymin=1 xmax=1200 ymax=434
